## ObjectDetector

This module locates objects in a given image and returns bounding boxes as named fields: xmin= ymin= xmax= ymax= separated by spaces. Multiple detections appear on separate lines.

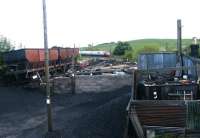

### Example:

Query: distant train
xmin=80 ymin=51 xmax=111 ymax=57
xmin=2 ymin=47 xmax=79 ymax=81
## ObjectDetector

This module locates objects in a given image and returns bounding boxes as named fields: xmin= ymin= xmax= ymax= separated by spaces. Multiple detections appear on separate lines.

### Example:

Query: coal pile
xmin=0 ymin=86 xmax=131 ymax=138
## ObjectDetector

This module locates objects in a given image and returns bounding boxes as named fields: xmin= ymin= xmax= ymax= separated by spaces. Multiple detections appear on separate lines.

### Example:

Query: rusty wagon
xmin=2 ymin=47 xmax=79 ymax=81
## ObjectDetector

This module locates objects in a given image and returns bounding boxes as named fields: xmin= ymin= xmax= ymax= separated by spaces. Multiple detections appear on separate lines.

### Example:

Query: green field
xmin=81 ymin=39 xmax=193 ymax=60
xmin=81 ymin=39 xmax=193 ymax=52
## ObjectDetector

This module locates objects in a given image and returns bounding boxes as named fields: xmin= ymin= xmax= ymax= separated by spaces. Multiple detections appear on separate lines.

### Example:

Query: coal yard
xmin=1 ymin=18 xmax=200 ymax=138
xmin=0 ymin=86 xmax=131 ymax=138
xmin=0 ymin=43 xmax=135 ymax=138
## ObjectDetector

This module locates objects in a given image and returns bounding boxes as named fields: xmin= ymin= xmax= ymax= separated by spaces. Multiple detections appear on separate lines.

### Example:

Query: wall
xmin=53 ymin=74 xmax=132 ymax=94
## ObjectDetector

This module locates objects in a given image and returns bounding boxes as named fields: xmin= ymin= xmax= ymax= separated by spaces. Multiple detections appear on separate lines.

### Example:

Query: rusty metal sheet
xmin=129 ymin=100 xmax=187 ymax=127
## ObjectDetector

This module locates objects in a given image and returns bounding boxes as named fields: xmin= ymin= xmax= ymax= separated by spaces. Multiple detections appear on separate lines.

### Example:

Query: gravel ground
xmin=0 ymin=86 xmax=131 ymax=138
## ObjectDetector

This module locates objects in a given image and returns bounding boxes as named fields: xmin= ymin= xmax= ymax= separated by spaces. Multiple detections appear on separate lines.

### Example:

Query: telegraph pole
xmin=177 ymin=19 xmax=184 ymax=76
xmin=42 ymin=0 xmax=53 ymax=132
xmin=72 ymin=44 xmax=75 ymax=74
xmin=71 ymin=44 xmax=76 ymax=94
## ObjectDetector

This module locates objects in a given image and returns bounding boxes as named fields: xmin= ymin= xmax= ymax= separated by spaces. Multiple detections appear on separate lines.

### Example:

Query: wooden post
xmin=42 ymin=0 xmax=53 ymax=132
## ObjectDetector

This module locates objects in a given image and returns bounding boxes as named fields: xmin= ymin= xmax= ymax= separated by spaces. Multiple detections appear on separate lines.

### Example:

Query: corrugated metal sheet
xmin=130 ymin=101 xmax=186 ymax=128
xmin=138 ymin=52 xmax=177 ymax=70
xmin=187 ymin=101 xmax=200 ymax=129
xmin=137 ymin=53 xmax=197 ymax=80
xmin=183 ymin=56 xmax=197 ymax=79
xmin=130 ymin=100 xmax=200 ymax=130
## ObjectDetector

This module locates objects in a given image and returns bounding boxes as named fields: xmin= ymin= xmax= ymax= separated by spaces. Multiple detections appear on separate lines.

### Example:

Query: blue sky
xmin=0 ymin=0 xmax=200 ymax=48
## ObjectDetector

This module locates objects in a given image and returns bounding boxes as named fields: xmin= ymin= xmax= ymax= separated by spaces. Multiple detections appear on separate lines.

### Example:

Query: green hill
xmin=81 ymin=39 xmax=193 ymax=52
xmin=81 ymin=39 xmax=193 ymax=60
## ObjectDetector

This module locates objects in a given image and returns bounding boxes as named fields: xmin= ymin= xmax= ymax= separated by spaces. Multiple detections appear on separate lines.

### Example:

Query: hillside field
xmin=81 ymin=39 xmax=193 ymax=52
xmin=80 ymin=39 xmax=193 ymax=60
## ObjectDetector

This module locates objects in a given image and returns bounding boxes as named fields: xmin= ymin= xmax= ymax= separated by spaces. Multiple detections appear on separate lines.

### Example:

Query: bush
xmin=113 ymin=41 xmax=132 ymax=56
xmin=123 ymin=50 xmax=133 ymax=61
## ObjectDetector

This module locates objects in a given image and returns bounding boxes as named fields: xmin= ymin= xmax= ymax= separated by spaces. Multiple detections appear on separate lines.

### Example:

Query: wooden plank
xmin=129 ymin=110 xmax=145 ymax=138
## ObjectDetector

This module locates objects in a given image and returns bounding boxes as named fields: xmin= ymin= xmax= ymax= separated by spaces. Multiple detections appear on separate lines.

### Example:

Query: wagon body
xmin=3 ymin=49 xmax=58 ymax=64
xmin=52 ymin=47 xmax=79 ymax=61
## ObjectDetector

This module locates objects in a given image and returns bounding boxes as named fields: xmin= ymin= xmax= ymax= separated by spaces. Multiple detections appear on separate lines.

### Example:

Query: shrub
xmin=123 ymin=50 xmax=133 ymax=61
xmin=113 ymin=41 xmax=132 ymax=56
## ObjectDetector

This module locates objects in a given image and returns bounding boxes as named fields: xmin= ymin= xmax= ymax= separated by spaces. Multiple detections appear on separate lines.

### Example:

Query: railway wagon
xmin=3 ymin=48 xmax=79 ymax=81
xmin=65 ymin=48 xmax=79 ymax=58
xmin=3 ymin=48 xmax=58 ymax=69
xmin=80 ymin=51 xmax=111 ymax=57
xmin=52 ymin=47 xmax=79 ymax=62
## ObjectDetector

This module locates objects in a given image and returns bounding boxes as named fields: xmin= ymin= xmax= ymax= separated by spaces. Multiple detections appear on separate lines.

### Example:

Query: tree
xmin=0 ymin=36 xmax=14 ymax=52
xmin=113 ymin=41 xmax=132 ymax=56
xmin=124 ymin=50 xmax=133 ymax=61
xmin=0 ymin=36 xmax=15 ymax=65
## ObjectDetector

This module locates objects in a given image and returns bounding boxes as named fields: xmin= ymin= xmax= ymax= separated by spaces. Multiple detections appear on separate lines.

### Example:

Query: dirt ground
xmin=0 ymin=86 xmax=131 ymax=138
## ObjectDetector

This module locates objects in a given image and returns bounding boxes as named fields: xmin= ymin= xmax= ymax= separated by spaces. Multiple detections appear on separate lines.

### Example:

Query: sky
xmin=0 ymin=0 xmax=200 ymax=48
